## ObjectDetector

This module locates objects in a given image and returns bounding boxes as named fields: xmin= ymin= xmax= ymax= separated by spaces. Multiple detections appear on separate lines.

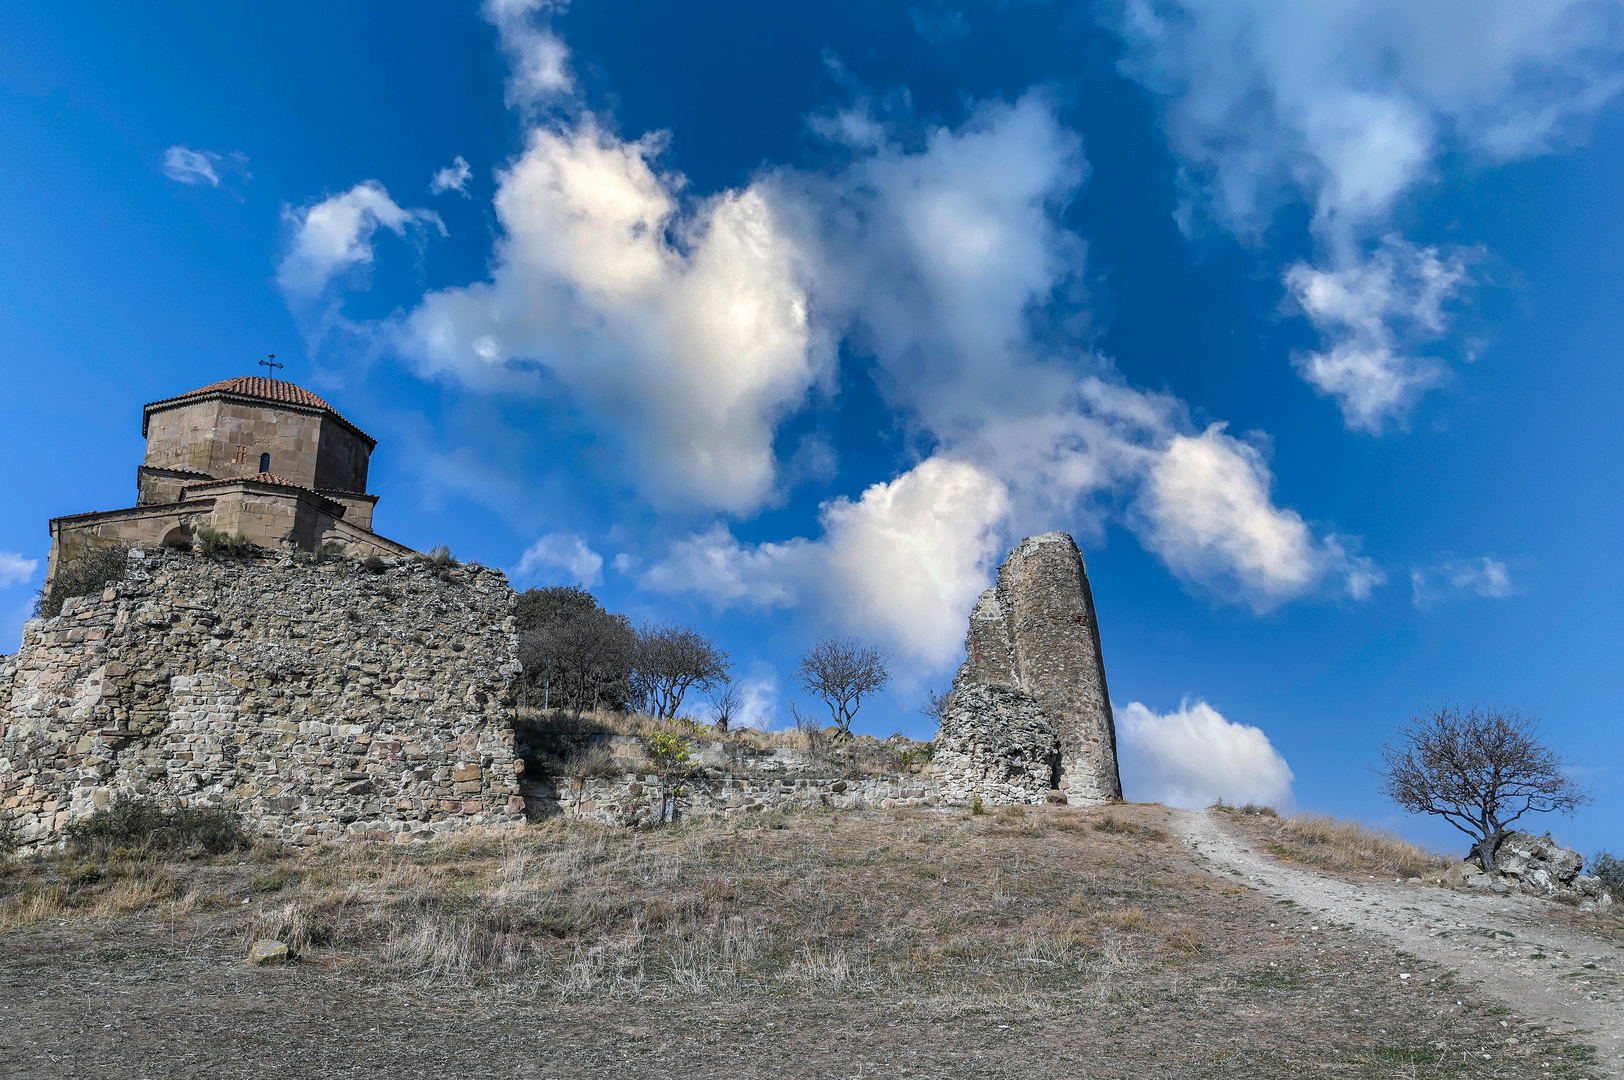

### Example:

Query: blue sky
xmin=2 ymin=0 xmax=1620 ymax=856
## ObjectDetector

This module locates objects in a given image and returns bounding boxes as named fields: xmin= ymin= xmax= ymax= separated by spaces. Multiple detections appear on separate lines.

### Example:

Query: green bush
xmin=63 ymin=796 xmax=248 ymax=858
xmin=197 ymin=527 xmax=257 ymax=559
xmin=644 ymin=731 xmax=692 ymax=776
xmin=1591 ymin=851 xmax=1624 ymax=896
xmin=34 ymin=544 xmax=129 ymax=618
xmin=426 ymin=544 xmax=456 ymax=567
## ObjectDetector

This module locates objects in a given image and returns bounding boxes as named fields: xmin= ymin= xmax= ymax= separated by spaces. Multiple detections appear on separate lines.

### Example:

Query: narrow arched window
xmin=259 ymin=453 xmax=271 ymax=473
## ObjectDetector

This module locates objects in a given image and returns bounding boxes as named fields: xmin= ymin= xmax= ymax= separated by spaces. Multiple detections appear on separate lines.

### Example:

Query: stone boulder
xmin=1449 ymin=832 xmax=1614 ymax=910
xmin=943 ymin=532 xmax=1121 ymax=804
xmin=1495 ymin=832 xmax=1584 ymax=893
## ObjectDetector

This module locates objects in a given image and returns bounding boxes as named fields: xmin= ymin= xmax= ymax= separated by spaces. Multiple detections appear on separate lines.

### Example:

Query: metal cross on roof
xmin=259 ymin=354 xmax=284 ymax=376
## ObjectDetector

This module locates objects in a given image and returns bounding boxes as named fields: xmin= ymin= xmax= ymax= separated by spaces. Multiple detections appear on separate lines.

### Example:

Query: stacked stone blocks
xmin=0 ymin=547 xmax=525 ymax=849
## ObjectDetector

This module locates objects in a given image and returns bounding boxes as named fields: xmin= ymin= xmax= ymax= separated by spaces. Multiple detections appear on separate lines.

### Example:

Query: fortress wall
xmin=0 ymin=548 xmax=524 ymax=850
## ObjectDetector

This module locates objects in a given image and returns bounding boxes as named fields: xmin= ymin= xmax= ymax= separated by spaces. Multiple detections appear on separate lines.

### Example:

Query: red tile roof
xmin=143 ymin=376 xmax=375 ymax=446
xmin=178 ymin=376 xmax=335 ymax=411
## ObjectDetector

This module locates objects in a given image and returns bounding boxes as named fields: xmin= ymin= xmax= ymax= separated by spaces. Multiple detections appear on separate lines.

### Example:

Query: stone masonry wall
xmin=524 ymin=773 xmax=947 ymax=826
xmin=952 ymin=532 xmax=1122 ymax=804
xmin=0 ymin=548 xmax=524 ymax=850
xmin=932 ymin=684 xmax=1061 ymax=805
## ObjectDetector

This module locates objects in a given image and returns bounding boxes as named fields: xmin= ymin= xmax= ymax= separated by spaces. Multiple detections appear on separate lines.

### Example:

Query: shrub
xmin=296 ymin=542 xmax=345 ymax=565
xmin=0 ymin=827 xmax=16 ymax=860
xmin=426 ymin=544 xmax=456 ymax=567
xmin=970 ymin=796 xmax=987 ymax=816
xmin=1591 ymin=851 xmax=1624 ymax=896
xmin=34 ymin=544 xmax=129 ymax=618
xmin=63 ymin=797 xmax=248 ymax=858
xmin=362 ymin=555 xmax=388 ymax=573
xmin=197 ymin=527 xmax=257 ymax=559
xmin=644 ymin=731 xmax=692 ymax=776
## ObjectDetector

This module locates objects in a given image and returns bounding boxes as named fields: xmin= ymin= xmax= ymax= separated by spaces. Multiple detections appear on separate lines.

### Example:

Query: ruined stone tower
xmin=935 ymin=532 xmax=1122 ymax=805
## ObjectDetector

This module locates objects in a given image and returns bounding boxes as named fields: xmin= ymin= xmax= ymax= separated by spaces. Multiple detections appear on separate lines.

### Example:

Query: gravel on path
xmin=1171 ymin=807 xmax=1624 ymax=1075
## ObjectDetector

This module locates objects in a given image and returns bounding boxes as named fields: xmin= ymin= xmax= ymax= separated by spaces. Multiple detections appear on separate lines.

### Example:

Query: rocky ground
xmin=1176 ymin=807 xmax=1624 ymax=1075
xmin=0 ymin=804 xmax=1615 ymax=1079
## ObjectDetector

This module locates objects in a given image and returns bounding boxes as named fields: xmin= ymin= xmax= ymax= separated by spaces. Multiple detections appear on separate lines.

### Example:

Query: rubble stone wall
xmin=932 ymin=684 xmax=1060 ymax=805
xmin=0 ymin=548 xmax=524 ymax=850
xmin=524 ymin=773 xmax=946 ymax=826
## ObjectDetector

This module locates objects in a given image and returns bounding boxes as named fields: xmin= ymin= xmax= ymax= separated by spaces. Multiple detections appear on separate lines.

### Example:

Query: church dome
xmin=142 ymin=375 xmax=374 ymax=446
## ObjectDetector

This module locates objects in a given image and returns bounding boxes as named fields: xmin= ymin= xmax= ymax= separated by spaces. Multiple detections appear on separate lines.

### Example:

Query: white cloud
xmin=732 ymin=668 xmax=780 ymax=730
xmin=0 ymin=551 xmax=38 ymax=588
xmin=1117 ymin=698 xmax=1295 ymax=809
xmin=311 ymin=29 xmax=1380 ymax=658
xmin=400 ymin=118 xmax=821 ymax=512
xmin=163 ymin=146 xmax=222 ymax=186
xmin=1411 ymin=555 xmax=1514 ymax=608
xmin=513 ymin=532 xmax=604 ymax=586
xmin=1285 ymin=237 xmax=1469 ymax=431
xmin=1111 ymin=0 xmax=1624 ymax=240
xmin=643 ymin=456 xmax=1010 ymax=665
xmin=430 ymin=155 xmax=473 ymax=196
xmin=485 ymin=0 xmax=574 ymax=109
xmin=1109 ymin=0 xmax=1624 ymax=426
xmin=277 ymin=182 xmax=444 ymax=300
xmin=1136 ymin=425 xmax=1381 ymax=609
xmin=162 ymin=146 xmax=247 ymax=187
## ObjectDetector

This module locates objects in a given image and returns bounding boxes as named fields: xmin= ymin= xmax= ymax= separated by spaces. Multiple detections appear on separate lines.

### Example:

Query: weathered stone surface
xmin=0 ymin=547 xmax=524 ymax=851
xmin=525 ymin=773 xmax=946 ymax=825
xmin=945 ymin=532 xmax=1121 ymax=804
xmin=248 ymin=939 xmax=290 ymax=965
xmin=932 ymin=685 xmax=1060 ymax=806
xmin=1495 ymin=832 xmax=1584 ymax=892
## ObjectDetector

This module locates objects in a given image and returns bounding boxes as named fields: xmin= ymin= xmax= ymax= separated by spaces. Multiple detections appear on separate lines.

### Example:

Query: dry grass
xmin=4 ymin=805 xmax=1211 ymax=998
xmin=1217 ymin=804 xmax=1454 ymax=880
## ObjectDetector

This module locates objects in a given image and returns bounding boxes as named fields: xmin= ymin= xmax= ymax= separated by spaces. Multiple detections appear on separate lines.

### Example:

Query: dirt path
xmin=1172 ymin=808 xmax=1624 ymax=1075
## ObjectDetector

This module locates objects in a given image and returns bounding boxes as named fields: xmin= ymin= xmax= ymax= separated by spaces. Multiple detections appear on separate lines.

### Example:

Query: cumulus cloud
xmin=1137 ymin=425 xmax=1381 ymax=609
xmin=1411 ymin=555 xmax=1514 ymax=608
xmin=430 ymin=155 xmax=474 ymax=196
xmin=1108 ymin=0 xmax=1624 ymax=426
xmin=400 ymin=118 xmax=820 ymax=512
xmin=644 ymin=457 xmax=1010 ymax=664
xmin=1285 ymin=237 xmax=1469 ymax=430
xmin=513 ymin=532 xmax=604 ymax=586
xmin=0 ymin=551 xmax=38 ymax=588
xmin=278 ymin=182 xmax=444 ymax=300
xmin=1117 ymin=698 xmax=1295 ymax=809
xmin=303 ymin=23 xmax=1382 ymax=665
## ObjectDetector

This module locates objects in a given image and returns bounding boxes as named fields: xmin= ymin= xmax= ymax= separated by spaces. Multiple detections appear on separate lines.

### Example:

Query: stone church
xmin=46 ymin=376 xmax=414 ymax=590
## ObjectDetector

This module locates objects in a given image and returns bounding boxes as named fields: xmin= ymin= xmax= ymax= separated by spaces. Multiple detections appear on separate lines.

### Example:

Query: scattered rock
xmin=248 ymin=940 xmax=290 ymax=965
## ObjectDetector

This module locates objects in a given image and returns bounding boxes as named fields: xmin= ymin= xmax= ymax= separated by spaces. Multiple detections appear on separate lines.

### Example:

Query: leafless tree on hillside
xmin=707 ymin=677 xmax=742 ymax=732
xmin=793 ymin=637 xmax=890 ymax=738
xmin=633 ymin=623 xmax=730 ymax=718
xmin=1379 ymin=702 xmax=1589 ymax=872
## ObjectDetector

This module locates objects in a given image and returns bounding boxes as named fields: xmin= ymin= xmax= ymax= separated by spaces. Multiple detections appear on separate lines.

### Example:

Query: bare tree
xmin=1380 ymin=703 xmax=1590 ymax=872
xmin=793 ymin=637 xmax=890 ymax=738
xmin=918 ymin=688 xmax=951 ymax=725
xmin=632 ymin=623 xmax=730 ymax=718
xmin=707 ymin=677 xmax=742 ymax=733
